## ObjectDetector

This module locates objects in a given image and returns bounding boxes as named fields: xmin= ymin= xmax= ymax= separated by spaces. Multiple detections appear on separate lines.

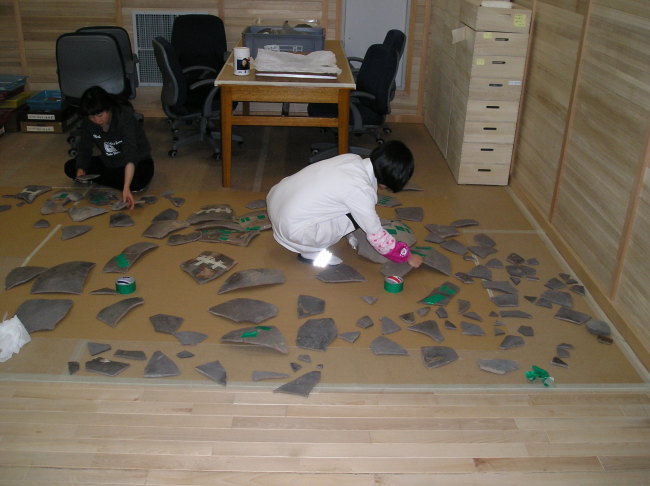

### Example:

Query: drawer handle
xmin=489 ymin=83 xmax=503 ymax=87
xmin=486 ymin=105 xmax=500 ymax=109
xmin=478 ymin=169 xmax=492 ymax=172
xmin=480 ymin=148 xmax=494 ymax=152
xmin=495 ymin=37 xmax=510 ymax=41
xmin=483 ymin=127 xmax=497 ymax=131
xmin=492 ymin=61 xmax=506 ymax=64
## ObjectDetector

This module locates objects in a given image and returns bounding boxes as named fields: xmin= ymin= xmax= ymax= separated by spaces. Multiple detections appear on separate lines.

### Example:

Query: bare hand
xmin=409 ymin=254 xmax=423 ymax=268
xmin=122 ymin=188 xmax=135 ymax=210
xmin=76 ymin=168 xmax=85 ymax=179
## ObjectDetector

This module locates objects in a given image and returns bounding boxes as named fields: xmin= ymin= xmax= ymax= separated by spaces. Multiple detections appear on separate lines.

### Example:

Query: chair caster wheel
xmin=376 ymin=138 xmax=385 ymax=145
xmin=67 ymin=136 xmax=76 ymax=143
xmin=311 ymin=148 xmax=320 ymax=155
xmin=212 ymin=152 xmax=221 ymax=160
xmin=68 ymin=149 xmax=78 ymax=157
xmin=383 ymin=127 xmax=392 ymax=134
xmin=168 ymin=150 xmax=177 ymax=157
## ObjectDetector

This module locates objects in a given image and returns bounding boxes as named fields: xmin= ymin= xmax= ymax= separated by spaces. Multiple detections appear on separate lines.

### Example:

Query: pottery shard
xmin=221 ymin=325 xmax=289 ymax=354
xmin=421 ymin=346 xmax=458 ymax=369
xmin=16 ymin=298 xmax=73 ymax=333
xmin=209 ymin=298 xmax=278 ymax=324
xmin=296 ymin=318 xmax=337 ymax=351
xmin=31 ymin=261 xmax=95 ymax=295
xmin=478 ymin=359 xmax=519 ymax=375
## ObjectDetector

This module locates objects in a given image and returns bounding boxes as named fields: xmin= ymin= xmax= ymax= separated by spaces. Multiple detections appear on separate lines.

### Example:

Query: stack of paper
xmin=481 ymin=0 xmax=513 ymax=7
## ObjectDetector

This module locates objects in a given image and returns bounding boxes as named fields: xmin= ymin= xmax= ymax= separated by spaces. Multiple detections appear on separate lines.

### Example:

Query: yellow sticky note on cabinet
xmin=476 ymin=59 xmax=485 ymax=66
xmin=483 ymin=32 xmax=493 ymax=39
xmin=514 ymin=14 xmax=527 ymax=27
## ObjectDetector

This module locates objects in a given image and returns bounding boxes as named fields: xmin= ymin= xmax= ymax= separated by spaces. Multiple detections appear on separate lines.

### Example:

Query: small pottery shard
xmin=436 ymin=307 xmax=448 ymax=319
xmin=556 ymin=346 xmax=571 ymax=359
xmin=500 ymin=310 xmax=533 ymax=319
xmin=554 ymin=307 xmax=590 ymax=325
xmin=291 ymin=362 xmax=302 ymax=372
xmin=246 ymin=199 xmax=266 ymax=210
xmin=209 ymin=298 xmax=278 ymax=324
xmin=167 ymin=231 xmax=201 ymax=246
xmin=376 ymin=194 xmax=401 ymax=207
xmin=424 ymin=231 xmax=445 ymax=244
xmin=274 ymin=370 xmax=321 ymax=397
xmin=426 ymin=223 xmax=460 ymax=239
xmin=296 ymin=318 xmax=337 ymax=351
xmin=451 ymin=218 xmax=479 ymax=227
xmin=298 ymin=355 xmax=311 ymax=363
xmin=356 ymin=315 xmax=374 ymax=329
xmin=408 ymin=320 xmax=444 ymax=343
xmin=5 ymin=266 xmax=47 ymax=290
xmin=181 ymin=251 xmax=237 ymax=285
xmin=114 ymin=350 xmax=147 ymax=361
xmin=142 ymin=219 xmax=189 ymax=238
xmin=221 ymin=325 xmax=288 ymax=354
xmin=103 ymin=242 xmax=158 ymax=273
xmin=339 ymin=331 xmax=361 ymax=343
xmin=598 ymin=335 xmax=614 ymax=345
xmin=571 ymin=285 xmax=586 ymax=296
xmin=218 ymin=268 xmax=285 ymax=294
xmin=586 ymin=319 xmax=611 ymax=336
xmin=415 ymin=246 xmax=452 ymax=276
xmin=499 ymin=334 xmax=525 ymax=350
xmin=494 ymin=327 xmax=505 ymax=336
xmin=421 ymin=346 xmax=458 ymax=369
xmin=237 ymin=210 xmax=271 ymax=231
xmin=507 ymin=253 xmax=526 ymax=265
xmin=109 ymin=213 xmax=135 ymax=227
xmin=194 ymin=360 xmax=228 ymax=386
xmin=380 ymin=316 xmax=401 ymax=335
xmin=527 ymin=258 xmax=540 ymax=266
xmin=370 ymin=336 xmax=409 ymax=356
xmin=252 ymin=371 xmax=289 ymax=381
xmin=440 ymin=239 xmax=468 ymax=255
xmin=88 ymin=342 xmax=111 ymax=356
xmin=361 ymin=296 xmax=378 ymax=305
xmin=16 ymin=299 xmax=72 ymax=333
xmin=68 ymin=206 xmax=108 ymax=222
xmin=511 ymin=277 xmax=521 ymax=286
xmin=40 ymin=199 xmax=68 ymax=215
xmin=297 ymin=295 xmax=325 ymax=319
xmin=61 ymin=225 xmax=92 ymax=240
xmin=490 ymin=293 xmax=519 ymax=307
xmin=485 ymin=258 xmax=503 ymax=269
xmin=162 ymin=192 xmax=185 ymax=207
xmin=535 ymin=298 xmax=553 ymax=308
xmin=444 ymin=320 xmax=456 ymax=330
xmin=0 ymin=204 xmax=11 ymax=212
xmin=76 ymin=173 xmax=100 ymax=182
xmin=315 ymin=264 xmax=366 ymax=283
xmin=85 ymin=357 xmax=129 ymax=376
xmin=482 ymin=280 xmax=518 ymax=295
xmin=463 ymin=311 xmax=482 ymax=322
xmin=545 ymin=277 xmax=567 ymax=290
xmin=96 ymin=297 xmax=144 ymax=328
xmin=457 ymin=299 xmax=471 ymax=314
xmin=199 ymin=228 xmax=259 ymax=246
xmin=551 ymin=356 xmax=569 ymax=368
xmin=149 ymin=313 xmax=184 ymax=334
xmin=33 ymin=219 xmax=50 ymax=228
xmin=518 ymin=325 xmax=534 ymax=337
xmin=540 ymin=290 xmax=574 ymax=308
xmin=399 ymin=312 xmax=416 ymax=324
xmin=173 ymin=331 xmax=208 ymax=346
xmin=187 ymin=204 xmax=234 ymax=224
xmin=478 ymin=359 xmax=519 ymax=375
xmin=467 ymin=265 xmax=492 ymax=281
xmin=474 ymin=233 xmax=496 ymax=247
xmin=380 ymin=260 xmax=412 ymax=278
xmin=468 ymin=245 xmax=498 ymax=259
xmin=90 ymin=287 xmax=120 ymax=295
xmin=420 ymin=281 xmax=460 ymax=306
xmin=395 ymin=206 xmax=423 ymax=222
xmin=68 ymin=361 xmax=79 ymax=374
xmin=144 ymin=351 xmax=180 ymax=378
xmin=177 ymin=350 xmax=194 ymax=358
xmin=88 ymin=189 xmax=118 ymax=206
xmin=16 ymin=185 xmax=51 ymax=203
xmin=461 ymin=321 xmax=485 ymax=336
xmin=31 ymin=261 xmax=95 ymax=294
xmin=152 ymin=208 xmax=178 ymax=221
xmin=417 ymin=306 xmax=431 ymax=317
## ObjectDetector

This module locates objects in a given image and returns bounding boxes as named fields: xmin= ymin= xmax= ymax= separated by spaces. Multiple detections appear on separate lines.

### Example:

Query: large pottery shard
xmin=144 ymin=351 xmax=180 ymax=378
xmin=296 ymin=318 xmax=337 ymax=351
xmin=218 ymin=268 xmax=285 ymax=294
xmin=209 ymin=298 xmax=278 ymax=324
xmin=315 ymin=264 xmax=366 ymax=283
xmin=370 ymin=336 xmax=409 ymax=355
xmin=181 ymin=251 xmax=237 ymax=284
xmin=297 ymin=295 xmax=325 ymax=319
xmin=408 ymin=320 xmax=444 ymax=343
xmin=274 ymin=370 xmax=321 ymax=397
xmin=421 ymin=346 xmax=458 ymax=369
xmin=96 ymin=297 xmax=144 ymax=327
xmin=143 ymin=219 xmax=189 ymax=238
xmin=5 ymin=266 xmax=47 ymax=290
xmin=16 ymin=298 xmax=73 ymax=332
xmin=31 ymin=261 xmax=95 ymax=294
xmin=15 ymin=185 xmax=51 ymax=203
xmin=149 ymin=313 xmax=183 ymax=334
xmin=195 ymin=360 xmax=227 ymax=385
xmin=221 ymin=325 xmax=289 ymax=354
xmin=68 ymin=206 xmax=108 ymax=222
xmin=103 ymin=242 xmax=158 ymax=273
xmin=187 ymin=204 xmax=234 ymax=224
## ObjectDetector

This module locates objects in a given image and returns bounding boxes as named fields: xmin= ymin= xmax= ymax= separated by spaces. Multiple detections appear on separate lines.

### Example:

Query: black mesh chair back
xmin=171 ymin=14 xmax=228 ymax=73
xmin=56 ymin=32 xmax=127 ymax=106
xmin=152 ymin=37 xmax=190 ymax=117
xmin=354 ymin=43 xmax=399 ymax=121
xmin=384 ymin=29 xmax=406 ymax=61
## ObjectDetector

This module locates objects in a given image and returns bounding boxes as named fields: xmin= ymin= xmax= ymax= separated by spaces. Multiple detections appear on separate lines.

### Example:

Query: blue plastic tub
xmin=28 ymin=90 xmax=63 ymax=111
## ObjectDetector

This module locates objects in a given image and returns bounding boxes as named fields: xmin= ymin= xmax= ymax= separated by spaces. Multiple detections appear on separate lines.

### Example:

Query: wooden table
xmin=214 ymin=40 xmax=356 ymax=187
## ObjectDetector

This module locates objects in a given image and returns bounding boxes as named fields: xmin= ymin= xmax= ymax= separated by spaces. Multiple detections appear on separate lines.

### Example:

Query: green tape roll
xmin=384 ymin=275 xmax=404 ymax=293
xmin=115 ymin=276 xmax=136 ymax=294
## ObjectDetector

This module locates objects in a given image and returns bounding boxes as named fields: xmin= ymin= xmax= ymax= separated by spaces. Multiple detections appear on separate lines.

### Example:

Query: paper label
xmin=508 ymin=80 xmax=522 ymax=86
xmin=514 ymin=14 xmax=527 ymax=27
xmin=483 ymin=32 xmax=493 ymax=39
xmin=476 ymin=59 xmax=485 ymax=66
xmin=27 ymin=113 xmax=56 ymax=121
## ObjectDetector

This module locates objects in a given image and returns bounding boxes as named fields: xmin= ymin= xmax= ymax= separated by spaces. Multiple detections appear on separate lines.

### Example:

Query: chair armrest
xmin=189 ymin=78 xmax=219 ymax=90
xmin=350 ymin=90 xmax=375 ymax=101
xmin=183 ymin=65 xmax=218 ymax=76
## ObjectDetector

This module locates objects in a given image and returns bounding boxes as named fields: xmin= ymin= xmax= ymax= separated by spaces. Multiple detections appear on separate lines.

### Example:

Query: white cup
xmin=233 ymin=47 xmax=251 ymax=75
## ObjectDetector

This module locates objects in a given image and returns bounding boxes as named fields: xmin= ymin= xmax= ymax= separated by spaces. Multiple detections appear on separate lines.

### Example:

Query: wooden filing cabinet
xmin=428 ymin=0 xmax=532 ymax=185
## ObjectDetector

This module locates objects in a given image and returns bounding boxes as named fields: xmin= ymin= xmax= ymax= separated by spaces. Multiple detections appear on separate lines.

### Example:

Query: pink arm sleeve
xmin=367 ymin=229 xmax=411 ymax=263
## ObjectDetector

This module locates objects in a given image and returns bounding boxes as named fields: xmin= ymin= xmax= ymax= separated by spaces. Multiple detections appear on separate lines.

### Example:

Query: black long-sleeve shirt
xmin=75 ymin=104 xmax=151 ymax=172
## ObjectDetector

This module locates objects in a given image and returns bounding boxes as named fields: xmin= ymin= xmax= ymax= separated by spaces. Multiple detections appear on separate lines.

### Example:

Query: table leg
xmin=338 ymin=89 xmax=350 ymax=155
xmin=220 ymin=87 xmax=233 ymax=187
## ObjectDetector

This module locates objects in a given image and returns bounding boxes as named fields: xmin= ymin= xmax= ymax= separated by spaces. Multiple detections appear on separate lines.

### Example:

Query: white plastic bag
xmin=0 ymin=315 xmax=31 ymax=362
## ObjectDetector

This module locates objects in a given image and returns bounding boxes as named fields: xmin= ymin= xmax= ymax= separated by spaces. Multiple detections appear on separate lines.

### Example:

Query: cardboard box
xmin=460 ymin=0 xmax=531 ymax=33
xmin=20 ymin=109 xmax=78 ymax=133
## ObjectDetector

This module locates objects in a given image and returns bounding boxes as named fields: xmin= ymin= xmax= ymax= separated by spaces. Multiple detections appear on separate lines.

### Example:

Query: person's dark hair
xmin=79 ymin=86 xmax=125 ymax=116
xmin=369 ymin=140 xmax=414 ymax=192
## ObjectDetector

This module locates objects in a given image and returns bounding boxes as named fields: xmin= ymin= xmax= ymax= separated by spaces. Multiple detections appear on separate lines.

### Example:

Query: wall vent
xmin=133 ymin=11 xmax=207 ymax=86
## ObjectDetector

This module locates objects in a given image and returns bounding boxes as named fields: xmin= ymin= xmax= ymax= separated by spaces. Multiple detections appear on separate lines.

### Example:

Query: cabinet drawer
xmin=467 ymin=77 xmax=523 ymax=100
xmin=465 ymin=99 xmax=520 ymax=122
xmin=456 ymin=162 xmax=511 ymax=185
xmin=464 ymin=121 xmax=516 ymax=143
xmin=460 ymin=141 xmax=513 ymax=165
xmin=469 ymin=55 xmax=526 ymax=79
xmin=466 ymin=29 xmax=529 ymax=56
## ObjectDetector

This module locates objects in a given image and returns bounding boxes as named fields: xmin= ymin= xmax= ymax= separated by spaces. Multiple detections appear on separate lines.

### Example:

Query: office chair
xmin=171 ymin=14 xmax=228 ymax=84
xmin=348 ymin=29 xmax=406 ymax=135
xmin=56 ymin=32 xmax=132 ymax=157
xmin=76 ymin=26 xmax=139 ymax=97
xmin=153 ymin=36 xmax=223 ymax=158
xmin=307 ymin=43 xmax=399 ymax=163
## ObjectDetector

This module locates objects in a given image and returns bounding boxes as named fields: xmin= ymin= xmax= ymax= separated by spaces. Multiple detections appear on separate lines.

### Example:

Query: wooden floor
xmin=1 ymin=117 xmax=649 ymax=484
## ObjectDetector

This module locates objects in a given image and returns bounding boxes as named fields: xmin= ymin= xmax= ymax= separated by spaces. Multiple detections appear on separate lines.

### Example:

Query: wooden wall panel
xmin=0 ymin=1 xmax=21 ymax=74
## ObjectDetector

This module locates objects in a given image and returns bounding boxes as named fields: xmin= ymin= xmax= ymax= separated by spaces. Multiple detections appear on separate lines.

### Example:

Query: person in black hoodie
xmin=64 ymin=86 xmax=154 ymax=209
